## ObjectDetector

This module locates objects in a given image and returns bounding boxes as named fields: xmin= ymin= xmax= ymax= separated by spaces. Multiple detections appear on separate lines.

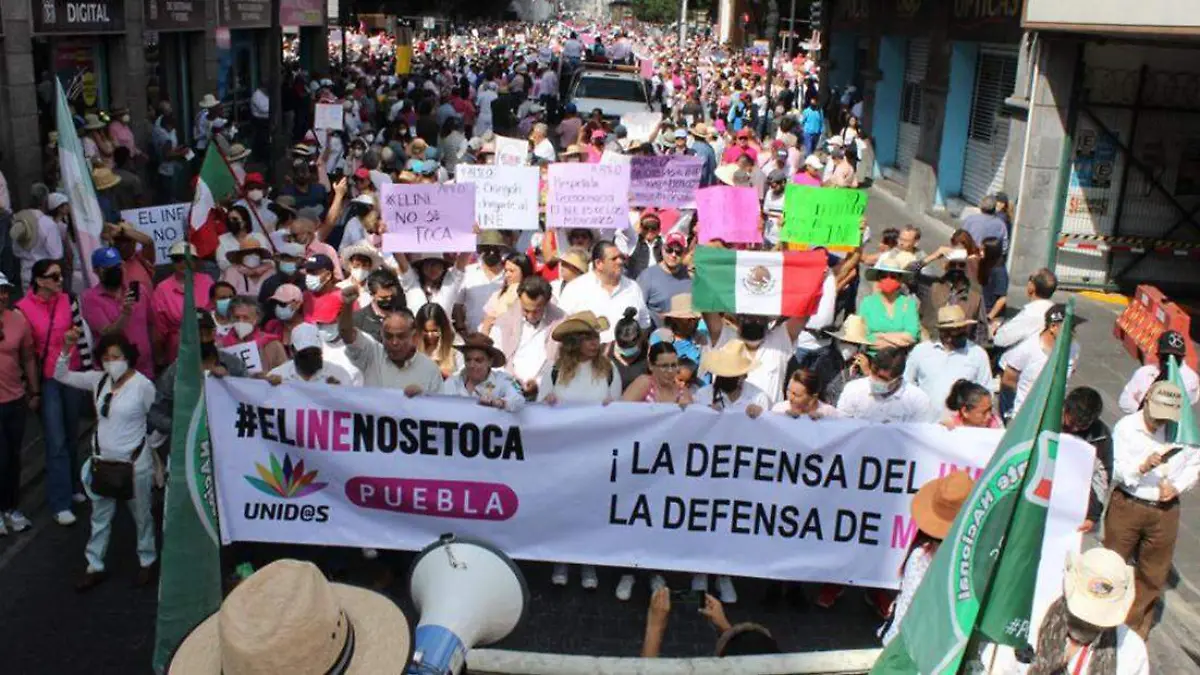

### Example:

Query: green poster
xmin=781 ymin=185 xmax=868 ymax=248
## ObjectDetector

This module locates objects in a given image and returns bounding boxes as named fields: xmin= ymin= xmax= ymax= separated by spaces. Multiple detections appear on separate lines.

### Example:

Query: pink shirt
xmin=221 ymin=264 xmax=273 ymax=297
xmin=15 ymin=292 xmax=81 ymax=379
xmin=0 ymin=309 xmax=36 ymax=403
xmin=152 ymin=273 xmax=214 ymax=365
xmin=792 ymin=172 xmax=822 ymax=187
xmin=108 ymin=121 xmax=139 ymax=156
xmin=81 ymin=285 xmax=154 ymax=378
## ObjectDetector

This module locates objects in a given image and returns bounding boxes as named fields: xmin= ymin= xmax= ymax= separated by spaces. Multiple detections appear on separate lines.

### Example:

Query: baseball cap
xmin=804 ymin=154 xmax=823 ymax=171
xmin=766 ymin=169 xmax=788 ymax=183
xmin=243 ymin=172 xmax=267 ymax=188
xmin=1045 ymin=303 xmax=1088 ymax=328
xmin=290 ymin=323 xmax=323 ymax=352
xmin=47 ymin=192 xmax=69 ymax=213
xmin=91 ymin=246 xmax=123 ymax=269
xmin=1145 ymin=381 xmax=1184 ymax=422
xmin=673 ymin=128 xmax=688 ymax=139
xmin=277 ymin=242 xmax=306 ymax=259
xmin=1158 ymin=330 xmax=1187 ymax=358
xmin=664 ymin=232 xmax=688 ymax=249
xmin=0 ymin=273 xmax=14 ymax=289
xmin=353 ymin=167 xmax=370 ymax=180
xmin=1063 ymin=548 xmax=1135 ymax=628
xmin=304 ymin=254 xmax=335 ymax=272
xmin=271 ymin=283 xmax=303 ymax=305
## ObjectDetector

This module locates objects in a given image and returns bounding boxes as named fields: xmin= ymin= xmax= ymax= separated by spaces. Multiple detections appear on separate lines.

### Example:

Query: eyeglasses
xmin=41 ymin=273 xmax=62 ymax=282
xmin=664 ymin=246 xmax=685 ymax=256
xmin=101 ymin=392 xmax=113 ymax=418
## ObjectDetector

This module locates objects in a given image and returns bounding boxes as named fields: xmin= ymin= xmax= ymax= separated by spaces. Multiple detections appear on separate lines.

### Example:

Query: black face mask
xmin=739 ymin=321 xmax=767 ymax=342
xmin=100 ymin=267 xmax=123 ymax=290
xmin=714 ymin=375 xmax=741 ymax=393
xmin=295 ymin=351 xmax=323 ymax=377
xmin=200 ymin=341 xmax=219 ymax=362
xmin=481 ymin=250 xmax=502 ymax=267
xmin=944 ymin=268 xmax=967 ymax=284
xmin=375 ymin=296 xmax=400 ymax=311
xmin=946 ymin=333 xmax=968 ymax=350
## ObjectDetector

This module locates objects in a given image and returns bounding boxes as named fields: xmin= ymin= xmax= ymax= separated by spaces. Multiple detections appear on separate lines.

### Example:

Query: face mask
xmin=944 ymin=333 xmax=968 ymax=350
xmin=275 ymin=305 xmax=296 ymax=321
xmin=616 ymin=344 xmax=640 ymax=359
xmin=100 ymin=267 xmax=123 ymax=290
xmin=376 ymin=296 xmax=399 ymax=311
xmin=232 ymin=321 xmax=255 ymax=339
xmin=944 ymin=268 xmax=967 ymax=284
xmin=350 ymin=267 xmax=369 ymax=282
xmin=869 ymin=377 xmax=901 ymax=397
xmin=305 ymin=274 xmax=325 ymax=292
xmin=200 ymin=342 xmax=220 ymax=362
xmin=876 ymin=278 xmax=902 ymax=294
xmin=739 ymin=321 xmax=767 ymax=343
xmin=279 ymin=261 xmax=298 ymax=275
xmin=215 ymin=298 xmax=232 ymax=317
xmin=295 ymin=351 xmax=323 ymax=377
xmin=243 ymin=254 xmax=262 ymax=269
xmin=247 ymin=189 xmax=265 ymax=202
xmin=481 ymin=250 xmax=502 ymax=267
xmin=713 ymin=375 xmax=741 ymax=393
xmin=103 ymin=359 xmax=129 ymax=380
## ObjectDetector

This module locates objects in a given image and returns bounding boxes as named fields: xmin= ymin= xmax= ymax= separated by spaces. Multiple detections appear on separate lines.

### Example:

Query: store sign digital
xmin=33 ymin=0 xmax=126 ymax=32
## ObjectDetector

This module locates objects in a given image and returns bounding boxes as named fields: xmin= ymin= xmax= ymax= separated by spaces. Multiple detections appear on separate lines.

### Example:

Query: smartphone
xmin=129 ymin=280 xmax=141 ymax=302
xmin=1161 ymin=446 xmax=1185 ymax=463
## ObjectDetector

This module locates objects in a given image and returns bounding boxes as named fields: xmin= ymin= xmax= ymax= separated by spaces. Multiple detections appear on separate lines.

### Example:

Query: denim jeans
xmin=41 ymin=378 xmax=84 ymax=513
xmin=82 ymin=458 xmax=157 ymax=572
xmin=0 ymin=398 xmax=28 ymax=512
xmin=804 ymin=132 xmax=822 ymax=156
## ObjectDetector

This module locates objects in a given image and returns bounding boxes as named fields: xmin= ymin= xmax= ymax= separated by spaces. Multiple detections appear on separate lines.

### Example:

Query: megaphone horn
xmin=406 ymin=534 xmax=529 ymax=675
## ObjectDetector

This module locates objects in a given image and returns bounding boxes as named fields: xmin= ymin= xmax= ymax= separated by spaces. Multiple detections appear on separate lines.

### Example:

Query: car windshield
xmin=574 ymin=76 xmax=646 ymax=103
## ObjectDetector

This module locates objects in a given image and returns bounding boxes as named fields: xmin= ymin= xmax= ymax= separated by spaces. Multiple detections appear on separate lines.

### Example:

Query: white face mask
xmin=233 ymin=321 xmax=255 ymax=339
xmin=247 ymin=189 xmax=264 ymax=202
xmin=242 ymin=254 xmax=262 ymax=268
xmin=305 ymin=274 xmax=324 ymax=292
xmin=275 ymin=305 xmax=296 ymax=321
xmin=350 ymin=267 xmax=369 ymax=282
xmin=103 ymin=359 xmax=129 ymax=380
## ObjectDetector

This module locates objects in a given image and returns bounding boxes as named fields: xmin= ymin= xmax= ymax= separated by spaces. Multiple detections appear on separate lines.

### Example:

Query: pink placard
xmin=640 ymin=58 xmax=654 ymax=79
xmin=696 ymin=186 xmax=762 ymax=244
xmin=546 ymin=163 xmax=632 ymax=230
xmin=380 ymin=183 xmax=477 ymax=253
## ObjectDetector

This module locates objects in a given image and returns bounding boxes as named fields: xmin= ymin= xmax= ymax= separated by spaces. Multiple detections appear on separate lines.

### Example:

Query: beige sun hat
xmin=662 ymin=293 xmax=701 ymax=320
xmin=225 ymin=238 xmax=271 ymax=264
xmin=91 ymin=166 xmax=122 ymax=191
xmin=10 ymin=210 xmax=40 ymax=250
xmin=558 ymin=247 xmax=590 ymax=275
xmin=83 ymin=113 xmax=106 ymax=131
xmin=560 ymin=144 xmax=586 ymax=158
xmin=826 ymin=314 xmax=871 ymax=345
xmin=936 ymin=305 xmax=978 ymax=330
xmin=227 ymin=143 xmax=252 ymax=162
xmin=168 ymin=559 xmax=412 ymax=674
xmin=552 ymin=311 xmax=610 ymax=341
xmin=340 ymin=241 xmax=384 ymax=271
xmin=701 ymin=339 xmax=755 ymax=378
xmin=1063 ymin=547 xmax=1136 ymax=628
xmin=864 ymin=250 xmax=918 ymax=282
xmin=198 ymin=93 xmax=220 ymax=109
xmin=911 ymin=470 xmax=974 ymax=539
xmin=715 ymin=163 xmax=741 ymax=186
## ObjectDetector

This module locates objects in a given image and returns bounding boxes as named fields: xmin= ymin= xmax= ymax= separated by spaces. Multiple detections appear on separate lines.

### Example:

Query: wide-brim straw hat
xmin=1063 ymin=548 xmax=1136 ymax=628
xmin=198 ymin=93 xmax=220 ymax=109
xmin=715 ymin=163 xmax=741 ymax=186
xmin=226 ymin=238 xmax=271 ymax=264
xmin=561 ymin=144 xmax=586 ymax=158
xmin=227 ymin=143 xmax=252 ymax=162
xmin=936 ymin=305 xmax=978 ymax=330
xmin=826 ymin=315 xmax=871 ymax=345
xmin=92 ymin=167 xmax=122 ymax=191
xmin=662 ymin=293 xmax=701 ymax=320
xmin=689 ymin=122 xmax=712 ymax=140
xmin=911 ymin=471 xmax=975 ymax=539
xmin=169 ymin=559 xmax=412 ymax=674
xmin=83 ymin=113 xmax=105 ymax=131
xmin=340 ymin=242 xmax=384 ymax=271
xmin=10 ymin=210 xmax=39 ymax=250
xmin=558 ymin=248 xmax=589 ymax=275
xmin=453 ymin=332 xmax=507 ymax=368
xmin=700 ymin=339 xmax=755 ymax=378
xmin=864 ymin=250 xmax=918 ymax=282
xmin=552 ymin=311 xmax=610 ymax=341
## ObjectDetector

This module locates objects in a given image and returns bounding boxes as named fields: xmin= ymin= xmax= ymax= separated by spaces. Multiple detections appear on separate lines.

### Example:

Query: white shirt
xmin=1119 ymin=362 xmax=1200 ymax=414
xmin=562 ymin=39 xmax=584 ymax=59
xmin=713 ymin=324 xmax=796 ymax=406
xmin=269 ymin=359 xmax=355 ymax=386
xmin=251 ymin=88 xmax=270 ymax=120
xmin=490 ymin=317 xmax=552 ymax=384
xmin=557 ymin=271 xmax=651 ymax=343
xmin=1111 ymin=411 xmax=1200 ymax=501
xmin=904 ymin=340 xmax=993 ymax=414
xmin=401 ymin=265 xmax=465 ymax=316
xmin=999 ymin=334 xmax=1080 ymax=414
xmin=694 ymin=381 xmax=771 ymax=412
xmin=456 ymin=263 xmax=505 ymax=333
xmin=441 ymin=369 xmax=526 ymax=412
xmin=345 ymin=331 xmax=445 ymax=392
xmin=55 ymin=355 xmax=154 ymax=467
xmin=537 ymin=361 xmax=622 ymax=404
xmin=319 ymin=338 xmax=364 ymax=387
xmin=837 ymin=377 xmax=933 ymax=423
xmin=993 ymin=298 xmax=1055 ymax=348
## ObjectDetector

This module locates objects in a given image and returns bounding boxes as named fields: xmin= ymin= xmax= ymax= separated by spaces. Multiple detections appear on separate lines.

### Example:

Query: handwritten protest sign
xmin=782 ymin=186 xmax=868 ymax=249
xmin=629 ymin=156 xmax=703 ymax=208
xmin=456 ymin=164 xmax=540 ymax=230
xmin=494 ymin=135 xmax=529 ymax=167
xmin=219 ymin=341 xmax=263 ymax=375
xmin=620 ymin=111 xmax=662 ymax=142
xmin=695 ymin=186 xmax=761 ymax=244
xmin=121 ymin=203 xmax=189 ymax=260
xmin=380 ymin=183 xmax=477 ymax=253
xmin=546 ymin=163 xmax=631 ymax=230
xmin=313 ymin=103 xmax=343 ymax=130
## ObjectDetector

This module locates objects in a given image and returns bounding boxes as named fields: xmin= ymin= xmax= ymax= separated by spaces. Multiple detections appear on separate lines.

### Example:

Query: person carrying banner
xmin=1063 ymin=386 xmax=1113 ymax=534
xmin=338 ymin=285 xmax=443 ymax=394
xmin=266 ymin=323 xmax=353 ymax=385
xmin=441 ymin=333 xmax=525 ymax=413
xmin=489 ymin=276 xmax=564 ymax=401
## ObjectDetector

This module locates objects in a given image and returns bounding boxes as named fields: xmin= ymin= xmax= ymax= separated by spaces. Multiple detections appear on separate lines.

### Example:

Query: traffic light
xmin=809 ymin=0 xmax=822 ymax=24
xmin=742 ymin=12 xmax=752 ymax=27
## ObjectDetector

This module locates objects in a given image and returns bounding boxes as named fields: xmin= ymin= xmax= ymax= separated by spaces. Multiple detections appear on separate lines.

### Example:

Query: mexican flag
xmin=54 ymin=79 xmax=105 ymax=286
xmin=691 ymin=248 xmax=827 ymax=317
xmin=187 ymin=144 xmax=238 ymax=258
xmin=1169 ymin=355 xmax=1199 ymax=446
xmin=152 ymin=264 xmax=223 ymax=673
xmin=872 ymin=302 xmax=1077 ymax=674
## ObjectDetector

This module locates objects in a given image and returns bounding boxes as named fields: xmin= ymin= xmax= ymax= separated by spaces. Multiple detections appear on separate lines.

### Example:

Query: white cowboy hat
xmin=168 ymin=559 xmax=412 ymax=673
xmin=864 ymin=250 xmax=918 ymax=282
xmin=227 ymin=143 xmax=252 ymax=162
xmin=83 ymin=113 xmax=106 ymax=131
xmin=340 ymin=242 xmax=384 ymax=271
xmin=1063 ymin=548 xmax=1136 ymax=628
xmin=198 ymin=94 xmax=220 ymax=109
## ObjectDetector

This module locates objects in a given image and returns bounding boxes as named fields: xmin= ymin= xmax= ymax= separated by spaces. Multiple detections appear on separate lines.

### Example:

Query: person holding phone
xmin=80 ymin=247 xmax=153 ymax=378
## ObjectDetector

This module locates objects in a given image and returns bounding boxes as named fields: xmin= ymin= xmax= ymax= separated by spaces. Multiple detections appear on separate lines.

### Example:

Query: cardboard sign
xmin=456 ymin=164 xmax=540 ymax=231
xmin=313 ymin=103 xmax=343 ymax=130
xmin=695 ymin=186 xmax=761 ymax=244
xmin=619 ymin=111 xmax=662 ymax=143
xmin=546 ymin=163 xmax=631 ymax=230
xmin=120 ymin=203 xmax=190 ymax=260
xmin=493 ymin=135 xmax=529 ymax=167
xmin=220 ymin=341 xmax=263 ymax=374
xmin=379 ymin=183 xmax=477 ymax=253
xmin=781 ymin=186 xmax=868 ymax=249
xmin=629 ymin=156 xmax=703 ymax=208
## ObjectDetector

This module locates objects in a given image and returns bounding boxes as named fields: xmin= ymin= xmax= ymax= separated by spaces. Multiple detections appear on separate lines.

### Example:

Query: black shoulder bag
xmin=90 ymin=374 xmax=143 ymax=501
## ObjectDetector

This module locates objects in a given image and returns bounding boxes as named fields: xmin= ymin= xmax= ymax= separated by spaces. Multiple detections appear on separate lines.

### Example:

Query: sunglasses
xmin=41 ymin=273 xmax=62 ymax=282
xmin=664 ymin=246 xmax=685 ymax=255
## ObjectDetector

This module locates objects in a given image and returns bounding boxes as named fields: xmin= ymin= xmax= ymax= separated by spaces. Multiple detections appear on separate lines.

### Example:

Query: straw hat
xmin=198 ymin=93 xmax=220 ymax=109
xmin=340 ymin=242 xmax=384 ymax=271
xmin=715 ymin=163 xmax=741 ymax=186
xmin=1063 ymin=548 xmax=1136 ymax=628
xmin=911 ymin=471 xmax=974 ymax=539
xmin=83 ymin=113 xmax=105 ymax=131
xmin=226 ymin=238 xmax=271 ymax=264
xmin=10 ymin=210 xmax=40 ymax=250
xmin=936 ymin=305 xmax=977 ymax=330
xmin=453 ymin=332 xmax=507 ymax=368
xmin=92 ymin=166 xmax=122 ymax=191
xmin=825 ymin=315 xmax=871 ymax=345
xmin=227 ymin=143 xmax=252 ymax=162
xmin=552 ymin=311 xmax=610 ymax=341
xmin=476 ymin=229 xmax=507 ymax=248
xmin=558 ymin=248 xmax=589 ymax=275
xmin=560 ymin=144 xmax=586 ymax=158
xmin=864 ymin=250 xmax=917 ymax=282
xmin=168 ymin=559 xmax=412 ymax=674
xmin=689 ymin=122 xmax=712 ymax=140
xmin=662 ymin=294 xmax=701 ymax=320
xmin=700 ymin=339 xmax=755 ymax=378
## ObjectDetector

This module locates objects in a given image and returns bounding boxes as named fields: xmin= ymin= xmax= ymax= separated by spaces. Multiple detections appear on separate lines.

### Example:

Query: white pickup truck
xmin=567 ymin=64 xmax=655 ymax=122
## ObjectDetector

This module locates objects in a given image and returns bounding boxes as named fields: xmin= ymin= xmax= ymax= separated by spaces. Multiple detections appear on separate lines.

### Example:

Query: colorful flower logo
xmin=245 ymin=453 xmax=327 ymax=499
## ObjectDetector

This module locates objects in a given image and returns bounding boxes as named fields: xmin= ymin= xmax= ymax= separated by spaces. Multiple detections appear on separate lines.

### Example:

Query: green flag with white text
xmin=872 ymin=303 xmax=1076 ymax=674
xmin=152 ymin=265 xmax=223 ymax=673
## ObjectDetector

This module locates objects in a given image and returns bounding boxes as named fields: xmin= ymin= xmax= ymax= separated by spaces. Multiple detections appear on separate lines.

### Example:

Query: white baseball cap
xmin=1063 ymin=548 xmax=1136 ymax=628
xmin=804 ymin=154 xmax=823 ymax=171
xmin=290 ymin=323 xmax=322 ymax=352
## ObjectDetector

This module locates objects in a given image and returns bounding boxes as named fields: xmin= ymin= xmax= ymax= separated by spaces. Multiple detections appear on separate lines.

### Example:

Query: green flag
xmin=1168 ymin=356 xmax=1200 ymax=446
xmin=152 ymin=265 xmax=223 ymax=673
xmin=873 ymin=303 xmax=1076 ymax=674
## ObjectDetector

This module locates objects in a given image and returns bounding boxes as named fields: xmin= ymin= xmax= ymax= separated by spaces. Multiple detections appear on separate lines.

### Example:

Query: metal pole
xmin=761 ymin=0 xmax=780 ymax=137
xmin=786 ymin=0 xmax=797 ymax=56
xmin=678 ymin=0 xmax=689 ymax=48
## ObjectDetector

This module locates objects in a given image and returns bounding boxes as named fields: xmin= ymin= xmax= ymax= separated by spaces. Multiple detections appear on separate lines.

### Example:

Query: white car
xmin=568 ymin=66 xmax=654 ymax=122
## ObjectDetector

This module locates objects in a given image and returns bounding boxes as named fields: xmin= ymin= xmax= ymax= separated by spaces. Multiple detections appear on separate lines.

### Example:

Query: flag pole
xmin=212 ymin=144 xmax=280 ymax=256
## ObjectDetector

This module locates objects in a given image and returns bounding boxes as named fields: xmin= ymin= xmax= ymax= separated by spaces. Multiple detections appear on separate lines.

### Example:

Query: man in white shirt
xmin=441 ymin=333 xmax=526 ymax=412
xmin=904 ymin=306 xmax=992 ymax=414
xmin=557 ymin=241 xmax=650 ymax=343
xmin=267 ymin=323 xmax=354 ymax=384
xmin=837 ymin=347 xmax=933 ymax=423
xmin=338 ymin=286 xmax=444 ymax=394
xmin=1000 ymin=304 xmax=1081 ymax=415
xmin=1103 ymin=381 xmax=1191 ymax=639
xmin=489 ymin=276 xmax=563 ymax=400
xmin=1118 ymin=330 xmax=1200 ymax=413
xmin=993 ymin=267 xmax=1057 ymax=348
xmin=707 ymin=311 xmax=816 ymax=407
xmin=454 ymin=233 xmax=507 ymax=334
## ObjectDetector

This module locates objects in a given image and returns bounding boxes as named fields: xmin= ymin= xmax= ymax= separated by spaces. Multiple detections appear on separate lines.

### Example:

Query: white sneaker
xmin=362 ymin=548 xmax=378 ymax=560
xmin=551 ymin=563 xmax=568 ymax=586
xmin=72 ymin=493 xmax=87 ymax=504
xmin=716 ymin=575 xmax=738 ymax=604
xmin=54 ymin=510 xmax=77 ymax=526
xmin=650 ymin=574 xmax=667 ymax=594
xmin=5 ymin=511 xmax=31 ymax=532
xmin=691 ymin=573 xmax=709 ymax=592
xmin=580 ymin=565 xmax=599 ymax=590
xmin=615 ymin=574 xmax=635 ymax=601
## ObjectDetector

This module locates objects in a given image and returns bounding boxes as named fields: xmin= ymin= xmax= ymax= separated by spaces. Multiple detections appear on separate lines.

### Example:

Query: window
xmin=900 ymin=82 xmax=922 ymax=125
xmin=573 ymin=76 xmax=647 ymax=103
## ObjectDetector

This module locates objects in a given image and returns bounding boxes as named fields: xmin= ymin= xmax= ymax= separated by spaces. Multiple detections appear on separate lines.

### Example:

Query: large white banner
xmin=207 ymin=378 xmax=1090 ymax=590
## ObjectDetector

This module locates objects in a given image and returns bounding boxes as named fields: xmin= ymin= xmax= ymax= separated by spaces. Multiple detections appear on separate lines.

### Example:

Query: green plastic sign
xmin=781 ymin=185 xmax=868 ymax=248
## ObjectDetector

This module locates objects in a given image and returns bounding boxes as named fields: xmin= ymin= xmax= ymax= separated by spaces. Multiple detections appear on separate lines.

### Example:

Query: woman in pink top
xmin=0 ymin=273 xmax=38 ymax=532
xmin=14 ymin=259 xmax=85 ymax=525
xmin=941 ymin=380 xmax=1002 ymax=429
xmin=221 ymin=238 xmax=275 ymax=298
xmin=151 ymin=243 xmax=215 ymax=368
